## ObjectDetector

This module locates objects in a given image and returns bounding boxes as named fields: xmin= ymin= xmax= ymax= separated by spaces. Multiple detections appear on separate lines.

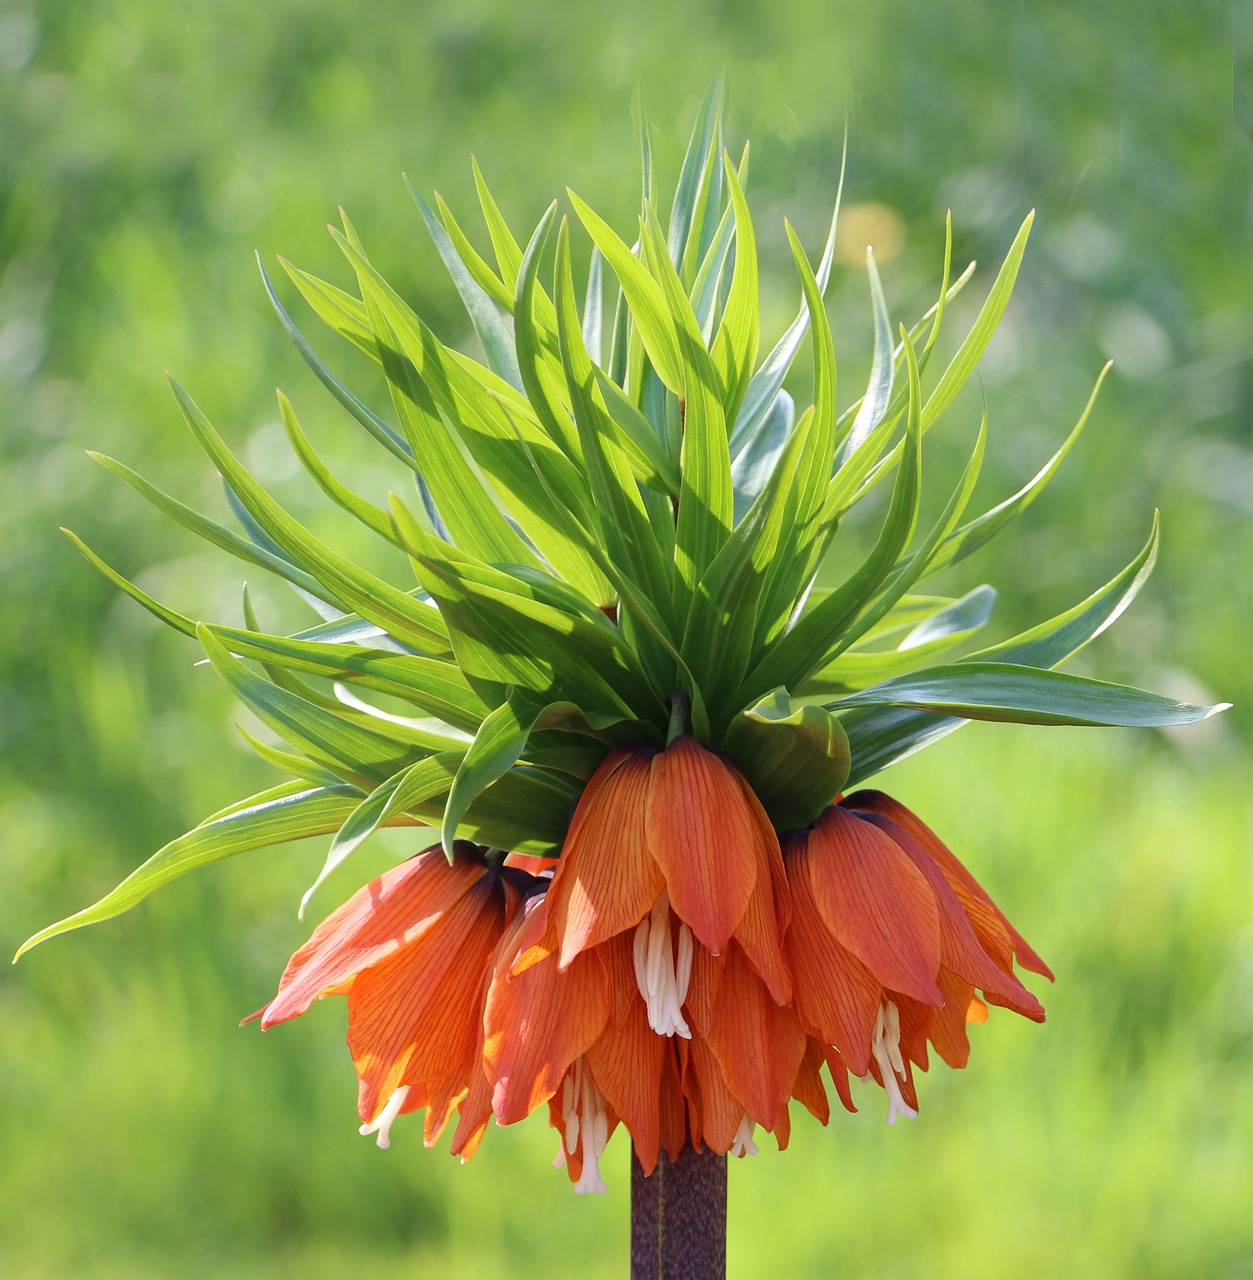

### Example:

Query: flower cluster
xmin=254 ymin=736 xmax=1049 ymax=1192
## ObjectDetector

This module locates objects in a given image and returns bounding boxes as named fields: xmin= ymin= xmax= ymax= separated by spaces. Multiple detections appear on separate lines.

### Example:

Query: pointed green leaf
xmin=14 ymin=784 xmax=371 ymax=958
xmin=829 ymin=661 xmax=1226 ymax=727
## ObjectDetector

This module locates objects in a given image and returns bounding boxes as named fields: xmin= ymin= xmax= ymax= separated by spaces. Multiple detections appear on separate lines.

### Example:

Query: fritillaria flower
xmin=23 ymin=83 xmax=1223 ymax=1251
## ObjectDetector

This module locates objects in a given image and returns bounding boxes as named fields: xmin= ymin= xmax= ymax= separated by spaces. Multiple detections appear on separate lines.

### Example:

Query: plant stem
xmin=630 ymin=1143 xmax=727 ymax=1280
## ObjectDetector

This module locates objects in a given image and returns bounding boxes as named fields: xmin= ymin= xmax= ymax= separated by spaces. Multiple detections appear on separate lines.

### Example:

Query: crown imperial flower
xmin=21 ymin=84 xmax=1225 ymax=1215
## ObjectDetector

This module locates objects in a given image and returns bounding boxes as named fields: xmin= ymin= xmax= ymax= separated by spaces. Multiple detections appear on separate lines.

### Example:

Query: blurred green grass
xmin=2 ymin=1 xmax=1249 ymax=1276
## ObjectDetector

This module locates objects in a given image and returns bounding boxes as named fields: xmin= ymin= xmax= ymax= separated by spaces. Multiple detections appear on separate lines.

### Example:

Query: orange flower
xmin=782 ymin=790 xmax=1049 ymax=1125
xmin=250 ymin=841 xmax=538 ymax=1150
xmin=251 ymin=757 xmax=1049 ymax=1191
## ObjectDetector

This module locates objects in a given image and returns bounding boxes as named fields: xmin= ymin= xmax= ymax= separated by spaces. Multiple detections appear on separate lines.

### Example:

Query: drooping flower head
xmin=21 ymin=87 xmax=1225 ymax=1194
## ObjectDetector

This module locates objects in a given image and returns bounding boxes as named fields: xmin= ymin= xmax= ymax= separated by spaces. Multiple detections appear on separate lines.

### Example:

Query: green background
xmin=3 ymin=1 xmax=1250 ymax=1276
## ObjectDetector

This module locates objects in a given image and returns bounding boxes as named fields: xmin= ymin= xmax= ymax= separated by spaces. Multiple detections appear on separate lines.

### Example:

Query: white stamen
xmin=560 ymin=1060 xmax=610 ymax=1195
xmin=633 ymin=892 xmax=692 ymax=1038
xmin=869 ymin=1000 xmax=918 ymax=1126
xmin=359 ymin=1084 xmax=410 ymax=1149
xmin=729 ymin=1113 xmax=759 ymax=1158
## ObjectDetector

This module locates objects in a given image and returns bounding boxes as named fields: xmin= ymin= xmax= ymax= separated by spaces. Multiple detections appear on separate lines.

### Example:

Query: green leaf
xmin=390 ymin=498 xmax=664 ymax=720
xmin=340 ymin=221 xmax=609 ymax=602
xmin=639 ymin=207 xmax=733 ymax=613
xmin=730 ymin=137 xmax=843 ymax=459
xmin=922 ymin=362 xmax=1111 ymax=581
xmin=408 ymin=178 xmax=523 ymax=390
xmin=840 ymin=516 xmax=1165 ymax=784
xmin=305 ymin=753 xmax=459 ymax=913
xmin=742 ymin=326 xmax=923 ymax=702
xmin=751 ymin=222 xmax=841 ymax=648
xmin=258 ymin=255 xmax=418 ymax=471
xmin=14 ymin=784 xmax=371 ymax=958
xmin=552 ymin=219 xmax=677 ymax=624
xmin=723 ymin=688 xmax=851 ymax=831
xmin=202 ymin=623 xmax=487 ymax=733
xmin=431 ymin=191 xmax=514 ymax=311
xmin=168 ymin=377 xmax=452 ymax=655
xmin=568 ymin=189 xmax=684 ymax=392
xmin=334 ymin=224 xmax=549 ymax=571
xmin=667 ymin=77 xmax=724 ymax=267
xmin=836 ymin=248 xmax=893 ymax=467
xmin=921 ymin=211 xmax=1034 ymax=431
xmin=828 ymin=661 xmax=1227 ymax=727
xmin=276 ymin=391 xmax=400 ymax=547
xmin=731 ymin=389 xmax=794 ymax=523
xmin=197 ymin=624 xmax=428 ymax=784
xmin=63 ymin=530 xmax=196 ymax=637
xmin=441 ymin=694 xmax=543 ymax=858
xmin=89 ymin=451 xmax=344 ymax=608
xmin=471 ymin=157 xmax=525 ymax=291
xmin=708 ymin=152 xmax=760 ymax=422
xmin=802 ymin=585 xmax=996 ymax=694
xmin=592 ymin=366 xmax=682 ymax=494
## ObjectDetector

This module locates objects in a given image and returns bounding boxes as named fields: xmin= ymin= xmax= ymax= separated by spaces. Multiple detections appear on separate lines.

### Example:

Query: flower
xmin=248 ymin=841 xmax=540 ymax=1150
xmin=252 ymin=747 xmax=1051 ymax=1191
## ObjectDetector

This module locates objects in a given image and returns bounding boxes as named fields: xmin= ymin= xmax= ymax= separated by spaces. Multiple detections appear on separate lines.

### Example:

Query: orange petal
xmin=422 ymin=1074 xmax=469 ymax=1147
xmin=259 ymin=847 xmax=487 ymax=1028
xmin=792 ymin=1038 xmax=831 ymax=1125
xmin=806 ymin=806 xmax=943 ymax=1005
xmin=449 ymin=1060 xmax=493 ymax=1161
xmin=659 ymin=1042 xmax=688 ymax=1163
xmin=547 ymin=749 xmax=664 ymax=969
xmin=845 ymin=790 xmax=1054 ymax=981
xmin=687 ymin=1036 xmax=745 ymax=1154
xmin=772 ymin=1102 xmax=792 ymax=1150
xmin=929 ymin=969 xmax=976 ymax=1068
xmin=645 ymin=736 xmax=757 ymax=954
xmin=731 ymin=779 xmax=793 ymax=1005
xmin=484 ymin=903 xmax=611 ymax=1125
xmin=348 ymin=875 xmax=505 ymax=1121
xmin=683 ymin=944 xmax=724 ymax=1038
xmin=705 ymin=946 xmax=806 ymax=1131
xmin=821 ymin=1046 xmax=858 ymax=1114
xmin=865 ymin=813 xmax=1045 ymax=1021
xmin=585 ymin=997 xmax=664 ymax=1175
xmin=783 ymin=834 xmax=883 ymax=1077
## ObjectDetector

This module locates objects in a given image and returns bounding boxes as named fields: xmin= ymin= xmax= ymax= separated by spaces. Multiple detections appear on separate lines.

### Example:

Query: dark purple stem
xmin=630 ymin=1143 xmax=727 ymax=1280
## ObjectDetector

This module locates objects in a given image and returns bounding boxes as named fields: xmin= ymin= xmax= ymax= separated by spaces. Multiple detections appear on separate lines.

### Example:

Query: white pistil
xmin=632 ymin=892 xmax=692 ymax=1039
xmin=359 ymin=1084 xmax=410 ymax=1149
xmin=560 ymin=1060 xmax=610 ymax=1195
xmin=729 ymin=1114 xmax=759 ymax=1158
xmin=869 ymin=999 xmax=918 ymax=1126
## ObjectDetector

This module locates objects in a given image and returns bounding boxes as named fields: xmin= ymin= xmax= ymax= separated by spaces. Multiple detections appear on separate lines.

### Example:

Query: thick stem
xmin=630 ymin=1143 xmax=727 ymax=1280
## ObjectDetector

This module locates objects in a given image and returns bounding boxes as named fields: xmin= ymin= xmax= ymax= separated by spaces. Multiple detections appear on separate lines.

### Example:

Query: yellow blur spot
xmin=835 ymin=202 xmax=907 ymax=267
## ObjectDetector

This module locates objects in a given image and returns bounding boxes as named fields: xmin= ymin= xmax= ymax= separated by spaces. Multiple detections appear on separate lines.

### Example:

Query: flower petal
xmin=783 ymin=835 xmax=882 ymax=1077
xmin=806 ymin=806 xmax=944 ymax=1005
xmin=585 ymin=996 xmax=665 ymax=1175
xmin=844 ymin=790 xmax=1054 ymax=981
xmin=687 ymin=1035 xmax=746 ymax=1154
xmin=349 ymin=875 xmax=505 ymax=1122
xmin=861 ymin=812 xmax=1045 ymax=1021
xmin=485 ymin=903 xmax=611 ymax=1125
xmin=705 ymin=946 xmax=806 ymax=1131
xmin=645 ymin=736 xmax=757 ymax=954
xmin=792 ymin=1038 xmax=831 ymax=1125
xmin=730 ymin=777 xmax=793 ymax=1005
xmin=257 ymin=847 xmax=488 ymax=1028
xmin=547 ymin=749 xmax=664 ymax=969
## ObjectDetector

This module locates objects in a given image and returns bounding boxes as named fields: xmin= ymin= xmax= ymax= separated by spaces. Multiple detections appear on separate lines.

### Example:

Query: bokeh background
xmin=3 ymin=2 xmax=1250 ymax=1276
